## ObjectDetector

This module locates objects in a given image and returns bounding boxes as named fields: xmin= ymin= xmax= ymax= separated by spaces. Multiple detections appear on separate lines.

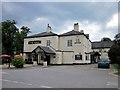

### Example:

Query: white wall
xmin=59 ymin=35 xmax=84 ymax=51
xmin=59 ymin=35 xmax=91 ymax=64
xmin=24 ymin=32 xmax=92 ymax=64
xmin=62 ymin=52 xmax=74 ymax=64
xmin=50 ymin=55 xmax=56 ymax=64
xmin=100 ymin=48 xmax=110 ymax=59
xmin=24 ymin=36 xmax=59 ymax=52
xmin=55 ymin=52 xmax=62 ymax=64
xmin=92 ymin=48 xmax=110 ymax=59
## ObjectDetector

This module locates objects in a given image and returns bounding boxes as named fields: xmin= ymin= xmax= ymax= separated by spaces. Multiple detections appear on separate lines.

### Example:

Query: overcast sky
xmin=2 ymin=1 xmax=119 ymax=41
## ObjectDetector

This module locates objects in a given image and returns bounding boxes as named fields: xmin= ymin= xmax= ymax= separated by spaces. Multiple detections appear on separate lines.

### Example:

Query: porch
xmin=23 ymin=46 xmax=56 ymax=65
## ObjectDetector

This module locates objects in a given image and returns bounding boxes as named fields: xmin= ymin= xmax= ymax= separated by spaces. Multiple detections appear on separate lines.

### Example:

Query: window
xmin=85 ymin=53 xmax=89 ymax=60
xmin=28 ymin=40 xmax=41 ymax=44
xmin=67 ymin=40 xmax=72 ymax=47
xmin=47 ymin=40 xmax=51 ymax=46
xmin=76 ymin=39 xmax=79 ymax=42
xmin=75 ymin=55 xmax=82 ymax=60
xmin=75 ymin=39 xmax=81 ymax=44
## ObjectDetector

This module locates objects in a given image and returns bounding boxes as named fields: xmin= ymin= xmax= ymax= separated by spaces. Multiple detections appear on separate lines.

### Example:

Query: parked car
xmin=98 ymin=59 xmax=110 ymax=68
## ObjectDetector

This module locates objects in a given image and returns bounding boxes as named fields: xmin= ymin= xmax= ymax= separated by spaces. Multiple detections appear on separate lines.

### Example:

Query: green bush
xmin=108 ymin=44 xmax=120 ymax=64
xmin=12 ymin=58 xmax=24 ymax=68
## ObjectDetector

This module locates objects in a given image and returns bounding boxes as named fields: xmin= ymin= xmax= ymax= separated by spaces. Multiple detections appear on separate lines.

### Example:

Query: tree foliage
xmin=19 ymin=26 xmax=31 ymax=53
xmin=101 ymin=37 xmax=111 ymax=41
xmin=114 ymin=33 xmax=120 ymax=45
xmin=2 ymin=20 xmax=31 ymax=55
xmin=115 ymin=33 xmax=120 ymax=39
xmin=108 ymin=34 xmax=120 ymax=64
xmin=2 ymin=20 xmax=19 ymax=55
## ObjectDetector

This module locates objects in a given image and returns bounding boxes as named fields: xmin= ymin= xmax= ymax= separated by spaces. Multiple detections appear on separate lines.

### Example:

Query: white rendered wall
xmin=62 ymin=52 xmax=74 ymax=64
xmin=24 ymin=36 xmax=59 ymax=52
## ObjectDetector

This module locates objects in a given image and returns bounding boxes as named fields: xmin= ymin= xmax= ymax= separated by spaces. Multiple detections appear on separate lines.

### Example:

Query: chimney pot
xmin=74 ymin=23 xmax=79 ymax=31
xmin=47 ymin=24 xmax=52 ymax=33
xmin=80 ymin=30 xmax=84 ymax=33
xmin=86 ymin=34 xmax=89 ymax=39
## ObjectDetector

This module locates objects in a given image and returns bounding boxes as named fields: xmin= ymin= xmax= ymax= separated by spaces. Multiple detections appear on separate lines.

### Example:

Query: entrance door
xmin=46 ymin=55 xmax=50 ymax=65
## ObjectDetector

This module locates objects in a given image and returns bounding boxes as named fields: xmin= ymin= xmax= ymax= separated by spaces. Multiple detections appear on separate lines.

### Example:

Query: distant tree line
xmin=1 ymin=20 xmax=31 ymax=56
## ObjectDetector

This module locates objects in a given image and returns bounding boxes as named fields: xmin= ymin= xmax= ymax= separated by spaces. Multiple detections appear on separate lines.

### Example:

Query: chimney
xmin=47 ymin=24 xmax=52 ymax=33
xmin=86 ymin=34 xmax=89 ymax=39
xmin=74 ymin=23 xmax=79 ymax=31
xmin=80 ymin=30 xmax=84 ymax=33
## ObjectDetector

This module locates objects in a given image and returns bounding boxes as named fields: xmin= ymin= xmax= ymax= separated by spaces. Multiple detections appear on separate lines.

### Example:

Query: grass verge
xmin=112 ymin=64 xmax=120 ymax=76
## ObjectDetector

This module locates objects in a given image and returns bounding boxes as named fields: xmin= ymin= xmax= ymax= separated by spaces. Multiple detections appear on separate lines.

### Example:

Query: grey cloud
xmin=2 ymin=2 xmax=118 ymax=41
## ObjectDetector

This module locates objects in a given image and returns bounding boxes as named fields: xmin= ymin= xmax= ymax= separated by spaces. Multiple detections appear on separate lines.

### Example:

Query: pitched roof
xmin=59 ymin=30 xmax=84 ymax=36
xmin=41 ymin=46 xmax=55 ymax=54
xmin=92 ymin=40 xmax=114 ymax=49
xmin=90 ymin=52 xmax=101 ymax=56
xmin=25 ymin=31 xmax=58 ymax=38
xmin=32 ymin=46 xmax=55 ymax=54
xmin=59 ymin=30 xmax=90 ymax=39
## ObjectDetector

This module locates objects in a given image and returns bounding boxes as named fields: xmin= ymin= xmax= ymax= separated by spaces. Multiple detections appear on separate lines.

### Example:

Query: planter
xmin=43 ymin=61 xmax=47 ymax=67
xmin=33 ymin=61 xmax=37 ymax=66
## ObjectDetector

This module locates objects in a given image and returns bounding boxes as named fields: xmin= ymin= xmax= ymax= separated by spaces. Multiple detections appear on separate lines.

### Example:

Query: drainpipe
xmin=62 ymin=52 xmax=63 ymax=64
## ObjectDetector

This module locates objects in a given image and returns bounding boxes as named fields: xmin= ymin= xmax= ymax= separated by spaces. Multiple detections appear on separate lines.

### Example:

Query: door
xmin=46 ymin=55 xmax=50 ymax=65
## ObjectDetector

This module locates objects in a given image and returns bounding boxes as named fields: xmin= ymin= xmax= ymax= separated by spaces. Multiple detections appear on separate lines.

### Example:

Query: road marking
xmin=107 ymin=82 xmax=118 ymax=86
xmin=0 ymin=72 xmax=8 ymax=74
xmin=98 ymin=69 xmax=110 ymax=70
xmin=19 ymin=82 xmax=27 ymax=85
xmin=2 ymin=79 xmax=32 ymax=86
xmin=40 ymin=85 xmax=52 ymax=88
xmin=12 ymin=81 xmax=19 ymax=83
xmin=1 ymin=79 xmax=53 ymax=88
xmin=3 ymin=79 xmax=10 ymax=82
xmin=27 ymin=83 xmax=33 ymax=85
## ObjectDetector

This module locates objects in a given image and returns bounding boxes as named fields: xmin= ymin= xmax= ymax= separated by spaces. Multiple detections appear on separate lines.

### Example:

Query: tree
xmin=2 ymin=20 xmax=31 ymax=55
xmin=108 ymin=44 xmax=120 ymax=63
xmin=108 ymin=33 xmax=120 ymax=64
xmin=114 ymin=33 xmax=120 ymax=45
xmin=15 ymin=26 xmax=31 ymax=54
xmin=101 ymin=37 xmax=111 ymax=41
xmin=2 ymin=20 xmax=19 ymax=55
xmin=21 ymin=26 xmax=31 ymax=36
xmin=0 ymin=23 xmax=2 ymax=55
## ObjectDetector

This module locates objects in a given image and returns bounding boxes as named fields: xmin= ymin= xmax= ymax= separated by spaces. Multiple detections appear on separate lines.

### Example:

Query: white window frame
xmin=85 ymin=53 xmax=89 ymax=60
xmin=47 ymin=40 xmax=51 ymax=46
xmin=67 ymin=40 xmax=72 ymax=47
